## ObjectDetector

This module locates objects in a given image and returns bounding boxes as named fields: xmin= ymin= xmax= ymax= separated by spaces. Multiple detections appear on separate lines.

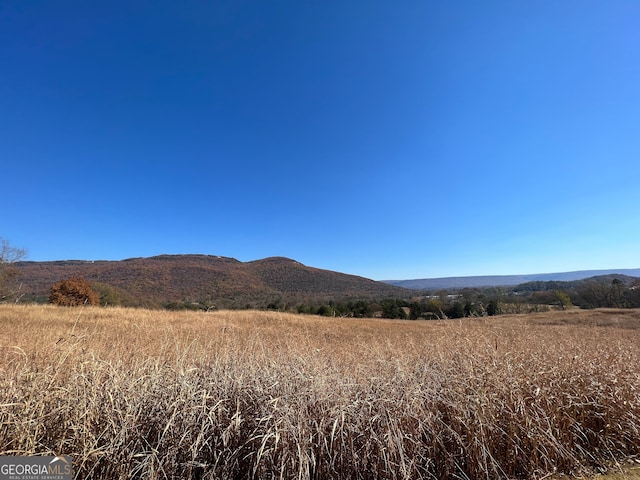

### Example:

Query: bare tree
xmin=0 ymin=238 xmax=27 ymax=303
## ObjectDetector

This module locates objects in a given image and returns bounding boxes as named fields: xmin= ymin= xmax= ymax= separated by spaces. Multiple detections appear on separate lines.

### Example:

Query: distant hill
xmin=14 ymin=255 xmax=414 ymax=308
xmin=384 ymin=268 xmax=640 ymax=290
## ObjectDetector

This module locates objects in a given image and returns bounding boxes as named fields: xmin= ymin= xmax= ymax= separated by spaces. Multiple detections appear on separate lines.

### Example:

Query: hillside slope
xmin=14 ymin=255 xmax=413 ymax=308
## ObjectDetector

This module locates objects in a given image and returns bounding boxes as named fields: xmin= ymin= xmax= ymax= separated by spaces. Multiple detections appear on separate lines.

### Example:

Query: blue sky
xmin=2 ymin=1 xmax=639 ymax=280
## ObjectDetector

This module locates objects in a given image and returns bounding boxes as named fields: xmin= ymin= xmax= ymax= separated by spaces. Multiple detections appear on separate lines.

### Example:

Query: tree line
xmin=9 ymin=274 xmax=640 ymax=317
xmin=278 ymin=275 xmax=640 ymax=319
xmin=2 ymin=238 xmax=640 ymax=316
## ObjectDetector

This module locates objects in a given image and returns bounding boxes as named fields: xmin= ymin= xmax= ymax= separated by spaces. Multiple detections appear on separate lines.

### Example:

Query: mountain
xmin=13 ymin=255 xmax=414 ymax=308
xmin=384 ymin=268 xmax=640 ymax=290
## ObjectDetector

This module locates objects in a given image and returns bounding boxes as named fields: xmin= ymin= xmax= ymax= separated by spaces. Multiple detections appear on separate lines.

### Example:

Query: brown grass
xmin=0 ymin=305 xmax=639 ymax=479
xmin=588 ymin=465 xmax=640 ymax=480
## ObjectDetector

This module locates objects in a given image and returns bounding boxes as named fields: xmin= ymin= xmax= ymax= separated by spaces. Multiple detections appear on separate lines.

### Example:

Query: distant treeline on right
xmin=286 ymin=274 xmax=640 ymax=320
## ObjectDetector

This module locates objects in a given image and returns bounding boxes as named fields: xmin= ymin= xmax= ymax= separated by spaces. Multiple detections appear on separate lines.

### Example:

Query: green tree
xmin=556 ymin=291 xmax=573 ymax=309
xmin=624 ymin=279 xmax=640 ymax=308
xmin=464 ymin=302 xmax=477 ymax=317
xmin=317 ymin=304 xmax=333 ymax=316
xmin=610 ymin=279 xmax=625 ymax=307
xmin=347 ymin=300 xmax=374 ymax=318
xmin=424 ymin=299 xmax=444 ymax=319
xmin=487 ymin=299 xmax=500 ymax=316
xmin=381 ymin=299 xmax=408 ymax=319
xmin=92 ymin=282 xmax=123 ymax=306
xmin=446 ymin=301 xmax=465 ymax=319
xmin=409 ymin=301 xmax=422 ymax=320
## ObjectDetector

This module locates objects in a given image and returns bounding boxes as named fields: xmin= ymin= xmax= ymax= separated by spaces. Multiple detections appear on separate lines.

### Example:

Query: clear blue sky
xmin=2 ymin=1 xmax=639 ymax=280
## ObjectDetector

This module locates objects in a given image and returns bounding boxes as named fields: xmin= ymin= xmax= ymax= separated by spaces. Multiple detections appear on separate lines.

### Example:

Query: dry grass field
xmin=0 ymin=305 xmax=639 ymax=479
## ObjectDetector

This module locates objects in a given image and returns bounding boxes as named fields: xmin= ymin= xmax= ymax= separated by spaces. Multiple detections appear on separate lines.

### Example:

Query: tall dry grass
xmin=0 ymin=304 xmax=639 ymax=479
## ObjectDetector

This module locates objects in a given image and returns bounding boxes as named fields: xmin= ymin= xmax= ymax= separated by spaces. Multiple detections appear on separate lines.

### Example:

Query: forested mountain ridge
xmin=13 ymin=254 xmax=414 ymax=308
xmin=10 ymin=255 xmax=640 ymax=316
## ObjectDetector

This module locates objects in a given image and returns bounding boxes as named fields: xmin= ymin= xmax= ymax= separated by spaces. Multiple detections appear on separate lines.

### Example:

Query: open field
xmin=0 ymin=305 xmax=639 ymax=479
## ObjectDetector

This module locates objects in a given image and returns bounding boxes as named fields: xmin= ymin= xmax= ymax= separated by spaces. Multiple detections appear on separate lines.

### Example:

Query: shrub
xmin=49 ymin=277 xmax=100 ymax=306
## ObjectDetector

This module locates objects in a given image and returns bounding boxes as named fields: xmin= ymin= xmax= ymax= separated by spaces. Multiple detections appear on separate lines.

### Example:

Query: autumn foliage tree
xmin=49 ymin=277 xmax=99 ymax=306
